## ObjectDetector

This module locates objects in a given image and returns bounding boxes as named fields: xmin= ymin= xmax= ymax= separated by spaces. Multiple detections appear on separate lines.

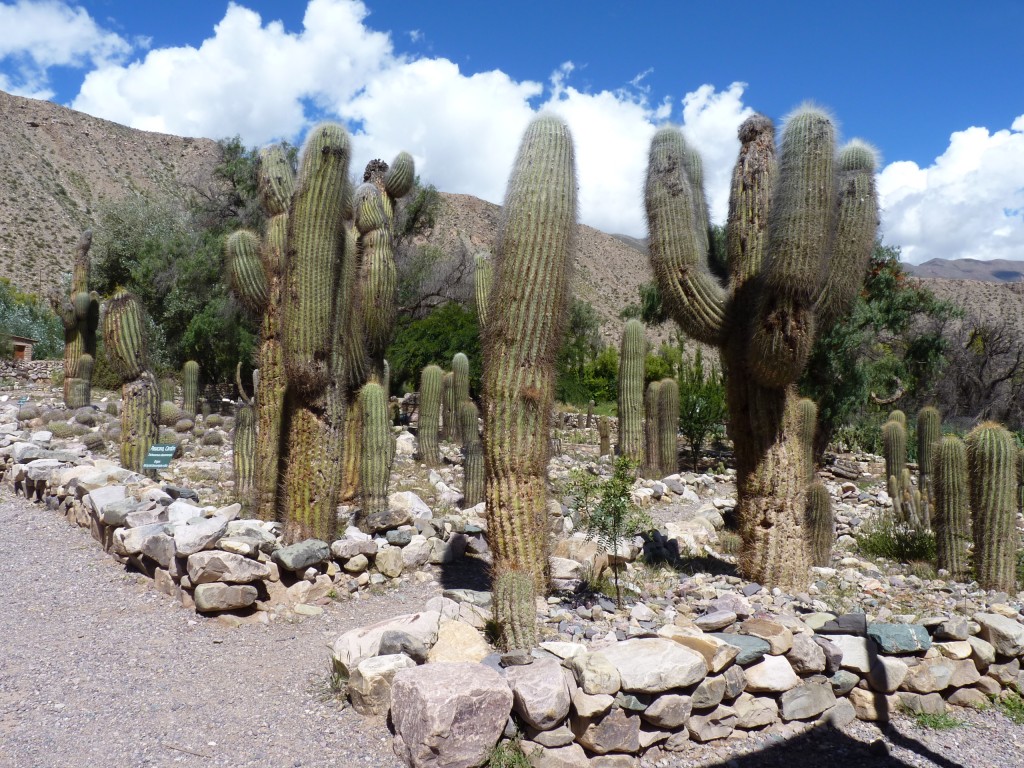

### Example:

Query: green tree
xmin=0 ymin=279 xmax=62 ymax=358
xmin=800 ymin=243 xmax=955 ymax=457
xmin=555 ymin=298 xmax=603 ymax=404
xmin=385 ymin=302 xmax=481 ymax=395
xmin=678 ymin=347 xmax=728 ymax=470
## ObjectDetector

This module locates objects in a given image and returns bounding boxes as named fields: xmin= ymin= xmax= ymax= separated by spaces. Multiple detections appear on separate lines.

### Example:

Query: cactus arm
xmin=258 ymin=145 xmax=295 ymax=216
xmin=474 ymin=254 xmax=493 ymax=330
xmin=644 ymin=127 xmax=726 ymax=346
xmin=225 ymin=229 xmax=268 ymax=313
xmin=726 ymin=116 xmax=776 ymax=285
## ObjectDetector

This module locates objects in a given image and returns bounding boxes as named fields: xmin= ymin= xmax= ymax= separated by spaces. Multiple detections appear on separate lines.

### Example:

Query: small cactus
xmin=617 ymin=319 xmax=645 ymax=463
xmin=887 ymin=409 xmax=906 ymax=428
xmin=452 ymin=352 xmax=470 ymax=443
xmin=805 ymin=481 xmax=833 ymax=567
xmin=493 ymin=570 xmax=536 ymax=652
xmin=598 ymin=415 xmax=611 ymax=457
xmin=182 ymin=361 xmax=199 ymax=417
xmin=966 ymin=422 xmax=1018 ymax=592
xmin=359 ymin=381 xmax=395 ymax=526
xmin=916 ymin=405 xmax=941 ymax=528
xmin=233 ymin=403 xmax=257 ymax=513
xmin=657 ymin=378 xmax=679 ymax=477
xmin=643 ymin=381 xmax=662 ymax=478
xmin=796 ymin=397 xmax=817 ymax=480
xmin=933 ymin=435 xmax=970 ymax=579
xmin=586 ymin=399 xmax=595 ymax=429
xmin=460 ymin=399 xmax=484 ymax=508
xmin=417 ymin=365 xmax=442 ymax=466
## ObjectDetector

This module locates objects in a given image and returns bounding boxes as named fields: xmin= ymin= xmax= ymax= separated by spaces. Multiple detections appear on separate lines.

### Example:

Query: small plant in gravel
xmin=997 ymin=691 xmax=1024 ymax=725
xmin=856 ymin=511 xmax=936 ymax=563
xmin=485 ymin=736 xmax=534 ymax=768
xmin=566 ymin=456 xmax=653 ymax=606
xmin=908 ymin=710 xmax=963 ymax=730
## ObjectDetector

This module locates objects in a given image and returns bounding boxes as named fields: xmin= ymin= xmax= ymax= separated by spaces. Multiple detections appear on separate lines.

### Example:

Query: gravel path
xmin=0 ymin=488 xmax=428 ymax=768
xmin=3 ymin=488 xmax=1024 ymax=768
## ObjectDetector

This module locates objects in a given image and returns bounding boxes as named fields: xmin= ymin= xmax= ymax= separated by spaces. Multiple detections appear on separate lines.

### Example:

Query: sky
xmin=1 ymin=0 xmax=1022 ymax=265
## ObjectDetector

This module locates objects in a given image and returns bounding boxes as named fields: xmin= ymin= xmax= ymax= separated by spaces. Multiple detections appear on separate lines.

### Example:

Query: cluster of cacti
xmin=883 ymin=417 xmax=921 ymax=528
xmin=224 ymin=127 xmax=414 ymax=537
xmin=645 ymin=106 xmax=878 ymax=587
xmin=933 ymin=434 xmax=970 ymax=578
xmin=417 ymin=364 xmax=442 ymax=466
xmin=102 ymin=290 xmax=159 ymax=473
xmin=657 ymin=378 xmax=679 ymax=477
xmin=805 ymin=481 xmax=833 ymax=567
xmin=51 ymin=231 xmax=100 ymax=409
xmin=460 ymin=399 xmax=484 ymax=508
xmin=617 ymin=319 xmax=645 ymax=464
xmin=966 ymin=422 xmax=1018 ymax=592
xmin=643 ymin=381 xmax=661 ymax=477
xmin=482 ymin=114 xmax=576 ymax=649
xmin=182 ymin=360 xmax=199 ymax=417
xmin=360 ymin=381 xmax=395 ymax=520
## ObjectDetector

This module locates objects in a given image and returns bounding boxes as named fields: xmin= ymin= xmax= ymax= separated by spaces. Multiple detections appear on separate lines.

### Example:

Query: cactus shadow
xmin=437 ymin=556 xmax=492 ymax=592
xmin=641 ymin=530 xmax=739 ymax=578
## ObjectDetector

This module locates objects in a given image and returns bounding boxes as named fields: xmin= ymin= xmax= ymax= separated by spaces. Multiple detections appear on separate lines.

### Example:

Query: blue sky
xmin=1 ymin=0 xmax=1022 ymax=264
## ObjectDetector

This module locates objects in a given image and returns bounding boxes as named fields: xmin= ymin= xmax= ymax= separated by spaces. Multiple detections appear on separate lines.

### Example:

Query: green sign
xmin=142 ymin=443 xmax=177 ymax=469
xmin=17 ymin=396 xmax=28 ymax=405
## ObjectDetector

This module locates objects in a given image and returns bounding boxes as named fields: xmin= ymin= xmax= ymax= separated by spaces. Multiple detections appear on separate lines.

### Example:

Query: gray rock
xmin=934 ymin=616 xmax=971 ymax=641
xmin=568 ymin=652 xmax=620 ymax=696
xmin=707 ymin=632 xmax=770 ymax=666
xmin=786 ymin=633 xmax=827 ymax=674
xmin=641 ymin=694 xmax=692 ymax=729
xmin=505 ymin=657 xmax=571 ymax=731
xmin=570 ymin=708 xmax=640 ymax=755
xmin=743 ymin=655 xmax=800 ymax=693
xmin=598 ymin=638 xmax=707 ymax=693
xmin=896 ymin=691 xmax=946 ymax=716
xmin=867 ymin=623 xmax=931 ymax=654
xmin=723 ymin=665 xmax=746 ymax=699
xmin=780 ymin=681 xmax=836 ymax=721
xmin=364 ymin=505 xmax=413 ymax=534
xmin=273 ymin=539 xmax=330 ymax=572
xmin=391 ymin=663 xmax=512 ymax=768
xmin=333 ymin=611 xmax=441 ymax=677
xmin=186 ymin=550 xmax=271 ymax=584
xmin=828 ymin=634 xmax=877 ymax=674
xmin=330 ymin=538 xmax=378 ymax=560
xmin=97 ymin=497 xmax=144 ymax=527
xmin=901 ymin=657 xmax=957 ymax=693
xmin=173 ymin=514 xmax=229 ymax=556
xmin=116 ymin=522 xmax=170 ymax=555
xmin=812 ymin=635 xmax=843 ymax=675
xmin=691 ymin=675 xmax=726 ymax=709
xmin=375 ymin=546 xmax=404 ymax=578
xmin=86 ymin=485 xmax=127 ymax=518
xmin=686 ymin=704 xmax=737 ymax=742
xmin=377 ymin=630 xmax=428 ymax=663
xmin=140 ymin=531 xmax=176 ymax=569
xmin=829 ymin=670 xmax=860 ymax=696
xmin=975 ymin=613 xmax=1024 ymax=657
xmin=193 ymin=583 xmax=257 ymax=612
xmin=524 ymin=724 xmax=575 ymax=748
xmin=695 ymin=610 xmax=737 ymax=631
xmin=733 ymin=693 xmax=779 ymax=729
xmin=867 ymin=656 xmax=909 ymax=693
xmin=349 ymin=654 xmax=417 ymax=716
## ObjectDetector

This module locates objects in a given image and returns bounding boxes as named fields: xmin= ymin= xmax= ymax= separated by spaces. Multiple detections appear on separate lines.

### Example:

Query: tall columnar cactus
xmin=474 ymin=254 xmax=493 ymax=330
xmin=482 ymin=114 xmax=576 ymax=650
xmin=418 ymin=364 xmax=442 ymax=467
xmin=441 ymin=371 xmax=455 ymax=441
xmin=887 ymin=409 xmax=907 ymax=428
xmin=645 ymin=107 xmax=878 ymax=588
xmin=460 ymin=399 xmax=484 ymax=508
xmin=598 ymin=415 xmax=610 ymax=457
xmin=657 ymin=377 xmax=679 ymax=477
xmin=451 ymin=352 xmax=470 ymax=444
xmin=618 ymin=319 xmax=645 ymax=463
xmin=796 ymin=397 xmax=818 ymax=479
xmin=882 ymin=418 xmax=915 ymax=525
xmin=643 ymin=381 xmax=662 ymax=478
xmin=966 ymin=422 xmax=1018 ymax=592
xmin=233 ymin=403 xmax=257 ymax=513
xmin=933 ymin=435 xmax=970 ymax=579
xmin=586 ymin=399 xmax=595 ymax=429
xmin=103 ymin=290 xmax=159 ymax=473
xmin=359 ymin=381 xmax=395 ymax=526
xmin=182 ymin=360 xmax=199 ymax=417
xmin=51 ymin=231 xmax=99 ymax=408
xmin=1018 ymin=445 xmax=1024 ymax=515
xmin=279 ymin=123 xmax=353 ymax=543
xmin=159 ymin=377 xmax=175 ymax=404
xmin=916 ymin=405 xmax=941 ymax=528
xmin=805 ymin=481 xmax=833 ymax=567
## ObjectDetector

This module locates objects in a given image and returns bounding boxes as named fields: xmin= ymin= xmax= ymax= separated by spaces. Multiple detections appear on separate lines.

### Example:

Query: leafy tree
xmin=555 ymin=299 xmax=604 ymax=404
xmin=678 ymin=347 xmax=728 ymax=470
xmin=800 ymin=243 xmax=955 ymax=456
xmin=620 ymin=280 xmax=668 ymax=326
xmin=0 ymin=279 xmax=62 ymax=358
xmin=385 ymin=302 xmax=481 ymax=395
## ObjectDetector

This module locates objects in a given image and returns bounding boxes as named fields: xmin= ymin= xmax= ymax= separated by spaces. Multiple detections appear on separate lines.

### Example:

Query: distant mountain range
xmin=906 ymin=258 xmax=1024 ymax=283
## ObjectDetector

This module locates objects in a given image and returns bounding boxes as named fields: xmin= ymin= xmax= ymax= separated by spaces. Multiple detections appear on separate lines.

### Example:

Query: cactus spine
xmin=417 ymin=365 xmax=442 ymax=466
xmin=182 ymin=360 xmax=199 ymax=417
xmin=643 ymin=381 xmax=662 ymax=478
xmin=966 ymin=422 xmax=1018 ymax=592
xmin=233 ymin=403 xmax=257 ymax=513
xmin=358 ymin=381 xmax=395 ymax=525
xmin=460 ymin=399 xmax=484 ymax=508
xmin=483 ymin=114 xmax=576 ymax=649
xmin=805 ymin=481 xmax=833 ymax=567
xmin=617 ymin=319 xmax=645 ymax=463
xmin=933 ymin=435 xmax=970 ymax=579
xmin=657 ymin=378 xmax=679 ymax=477
xmin=103 ymin=290 xmax=159 ymax=473
xmin=474 ymin=254 xmax=493 ymax=330
xmin=916 ymin=405 xmax=941 ymax=528
xmin=887 ymin=409 xmax=906 ymax=428
xmin=645 ymin=106 xmax=878 ymax=588
xmin=598 ymin=415 xmax=610 ymax=457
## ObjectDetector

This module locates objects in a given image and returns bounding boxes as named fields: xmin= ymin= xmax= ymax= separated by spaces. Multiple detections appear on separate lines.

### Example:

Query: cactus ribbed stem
xmin=225 ymin=229 xmax=267 ymax=313
xmin=493 ymin=570 xmax=537 ymax=652
xmin=182 ymin=360 xmax=199 ymax=417
xmin=483 ymin=114 xmax=576 ymax=648
xmin=643 ymin=381 xmax=662 ymax=478
xmin=883 ymin=419 xmax=908 ymax=522
xmin=657 ymin=378 xmax=679 ymax=477
xmin=452 ymin=352 xmax=470 ymax=444
xmin=417 ymin=365 xmax=442 ymax=467
xmin=441 ymin=371 xmax=455 ymax=441
xmin=358 ymin=381 xmax=394 ymax=527
xmin=966 ymin=422 xmax=1018 ymax=592
xmin=103 ymin=289 xmax=146 ymax=382
xmin=805 ymin=481 xmax=833 ymax=567
xmin=598 ymin=416 xmax=610 ymax=457
xmin=796 ymin=397 xmax=817 ymax=482
xmin=617 ymin=319 xmax=645 ymax=463
xmin=934 ymin=435 xmax=970 ymax=579
xmin=233 ymin=404 xmax=257 ymax=513
xmin=887 ymin=410 xmax=906 ymax=428
xmin=474 ymin=254 xmax=493 ymax=330
xmin=121 ymin=371 xmax=159 ymax=473
xmin=916 ymin=405 xmax=941 ymax=529
xmin=52 ymin=231 xmax=98 ymax=407
xmin=460 ymin=399 xmax=484 ymax=508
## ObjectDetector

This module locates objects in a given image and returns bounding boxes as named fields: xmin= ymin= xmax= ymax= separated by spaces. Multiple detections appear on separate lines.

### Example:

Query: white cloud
xmin=878 ymin=117 xmax=1024 ymax=263
xmin=0 ymin=0 xmax=131 ymax=95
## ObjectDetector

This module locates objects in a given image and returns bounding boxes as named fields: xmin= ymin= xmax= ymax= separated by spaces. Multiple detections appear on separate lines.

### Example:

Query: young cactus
xmin=598 ymin=415 xmax=610 ymax=457
xmin=916 ymin=405 xmax=941 ymax=528
xmin=657 ymin=377 xmax=679 ymax=477
xmin=482 ymin=114 xmax=576 ymax=649
xmin=359 ymin=381 xmax=395 ymax=528
xmin=182 ymin=360 xmax=199 ymax=417
xmin=50 ymin=230 xmax=99 ymax=408
xmin=460 ymin=399 xmax=484 ymax=509
xmin=417 ymin=364 xmax=442 ymax=467
xmin=233 ymin=403 xmax=257 ymax=513
xmin=796 ymin=397 xmax=817 ymax=481
xmin=805 ymin=481 xmax=833 ymax=567
xmin=617 ymin=319 xmax=645 ymax=464
xmin=933 ymin=435 xmax=970 ymax=579
xmin=643 ymin=381 xmax=662 ymax=478
xmin=966 ymin=422 xmax=1018 ymax=592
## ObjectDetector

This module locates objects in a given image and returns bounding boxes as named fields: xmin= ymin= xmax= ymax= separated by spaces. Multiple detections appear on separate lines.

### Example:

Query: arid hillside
xmin=0 ymin=89 xmax=221 ymax=297
xmin=908 ymin=257 xmax=1024 ymax=282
